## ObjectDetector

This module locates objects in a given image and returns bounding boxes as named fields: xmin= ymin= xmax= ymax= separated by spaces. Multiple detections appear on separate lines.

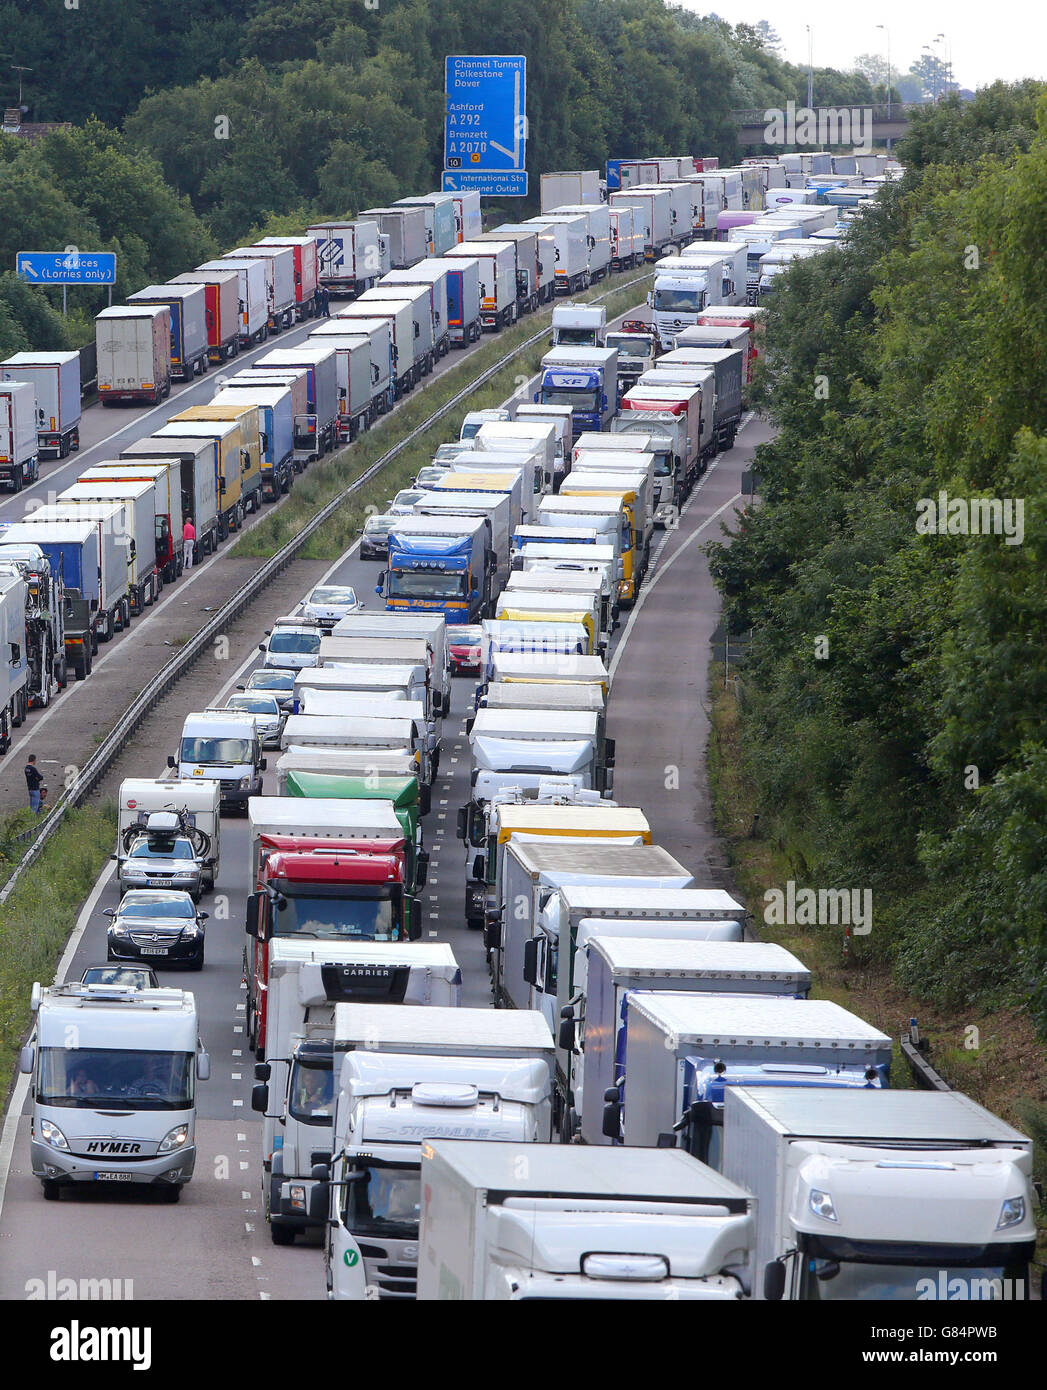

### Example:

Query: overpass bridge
xmin=731 ymin=103 xmax=916 ymax=149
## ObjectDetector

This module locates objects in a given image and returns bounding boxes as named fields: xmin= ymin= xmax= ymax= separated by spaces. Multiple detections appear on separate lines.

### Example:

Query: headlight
xmin=158 ymin=1124 xmax=190 ymax=1154
xmin=40 ymin=1119 xmax=69 ymax=1151
xmin=997 ymin=1196 xmax=1026 ymax=1230
xmin=239 ymin=776 xmax=253 ymax=790
xmin=123 ymin=869 xmax=147 ymax=879
xmin=288 ymin=1183 xmax=307 ymax=1212
xmin=174 ymin=872 xmax=196 ymax=881
xmin=182 ymin=924 xmax=200 ymax=937
xmin=809 ymin=1188 xmax=838 ymax=1222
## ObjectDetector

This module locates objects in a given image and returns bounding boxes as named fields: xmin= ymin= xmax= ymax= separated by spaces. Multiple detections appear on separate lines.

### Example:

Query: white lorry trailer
xmin=21 ymin=981 xmax=210 ymax=1200
xmin=723 ymin=1086 xmax=1038 ymax=1302
xmin=307 ymin=220 xmax=383 ymax=297
xmin=0 ymin=379 xmax=40 ymax=491
xmin=606 ymin=994 xmax=893 ymax=1162
xmin=253 ymin=939 xmax=461 ymax=1245
xmin=0 ymin=351 xmax=81 ymax=458
xmin=576 ymin=939 xmax=811 ymax=1146
xmin=540 ymin=170 xmax=602 ymax=210
xmin=318 ymin=1004 xmax=556 ymax=1299
xmin=417 ymin=1140 xmax=757 ymax=1300
xmin=95 ymin=306 xmax=171 ymax=406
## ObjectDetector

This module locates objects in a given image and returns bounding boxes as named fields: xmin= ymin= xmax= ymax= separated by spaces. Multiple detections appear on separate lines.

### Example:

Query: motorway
xmin=0 ymin=310 xmax=767 ymax=1300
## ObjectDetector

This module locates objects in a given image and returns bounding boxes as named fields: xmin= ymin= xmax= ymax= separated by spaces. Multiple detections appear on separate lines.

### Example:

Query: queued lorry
xmin=540 ymin=170 xmax=602 ymax=210
xmin=395 ymin=194 xmax=458 ymax=257
xmin=0 ymin=540 xmax=68 ymax=706
xmin=126 ymin=284 xmax=210 ymax=381
xmin=317 ymin=1004 xmax=556 ymax=1299
xmin=482 ymin=224 xmax=555 ymax=309
xmin=445 ymin=241 xmax=518 ymax=331
xmin=723 ymin=1087 xmax=1038 ymax=1303
xmin=608 ymin=188 xmax=673 ymax=260
xmin=417 ymin=1141 xmax=757 ymax=1301
xmin=307 ymin=220 xmax=383 ymax=297
xmin=95 ymin=305 xmax=171 ymax=406
xmin=244 ymin=796 xmax=424 ymax=1057
xmin=613 ymin=380 xmax=707 ymax=503
xmin=608 ymin=203 xmax=643 ymax=271
xmin=120 ymin=434 xmax=220 ymax=558
xmin=170 ymin=267 xmax=242 ymax=363
xmin=305 ymin=322 xmax=376 ymax=443
xmin=227 ymin=244 xmax=298 ymax=333
xmin=655 ymin=346 xmax=744 ymax=451
xmin=157 ymin=413 xmax=251 ymax=533
xmin=335 ymin=300 xmax=414 ymax=400
xmin=383 ymin=265 xmax=451 ymax=358
xmin=255 ymin=235 xmax=320 ymax=320
xmin=252 ymin=938 xmax=461 ymax=1245
xmin=360 ymin=286 xmax=435 ymax=381
xmin=525 ymin=214 xmax=590 ymax=295
xmin=551 ymin=305 xmax=606 ymax=348
xmin=649 ymin=257 xmax=724 ymax=348
xmin=602 ymin=995 xmax=893 ymax=1163
xmin=199 ymin=256 xmax=268 ymax=347
xmin=254 ymin=344 xmax=339 ymax=459
xmin=330 ymin=611 xmax=450 ymax=717
xmin=396 ymin=255 xmax=481 ymax=347
xmin=57 ymin=480 xmax=159 ymax=615
xmin=380 ymin=515 xmax=494 ymax=625
xmin=0 ymin=351 xmax=81 ymax=459
xmin=0 ymin=569 xmax=31 ymax=743
xmin=20 ymin=980 xmax=210 ymax=1202
xmin=572 ymin=431 xmax=675 ymax=527
xmin=536 ymin=347 xmax=619 ymax=435
xmin=360 ymin=206 xmax=429 ymax=270
xmin=4 ymin=509 xmax=130 ymax=642
xmin=573 ymin=939 xmax=811 ymax=1147
xmin=549 ymin=203 xmax=612 ymax=282
xmin=0 ymin=380 xmax=40 ymax=491
xmin=210 ymin=382 xmax=296 ymax=498
xmin=82 ymin=458 xmax=183 ymax=581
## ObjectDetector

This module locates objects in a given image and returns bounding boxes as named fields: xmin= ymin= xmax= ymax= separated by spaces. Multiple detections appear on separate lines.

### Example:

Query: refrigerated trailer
xmin=0 ymin=352 xmax=81 ymax=458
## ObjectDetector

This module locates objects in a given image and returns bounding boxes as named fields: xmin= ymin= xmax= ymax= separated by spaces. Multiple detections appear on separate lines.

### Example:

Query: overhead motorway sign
xmin=441 ymin=170 xmax=528 ymax=197
xmin=16 ymin=250 xmax=117 ymax=284
xmin=444 ymin=54 xmax=527 ymax=193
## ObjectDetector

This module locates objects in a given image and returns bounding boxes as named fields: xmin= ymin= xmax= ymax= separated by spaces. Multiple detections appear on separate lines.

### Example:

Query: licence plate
xmin=146 ymin=878 xmax=170 ymax=887
xmin=94 ymin=1171 xmax=137 ymax=1182
xmin=140 ymin=947 xmax=168 ymax=956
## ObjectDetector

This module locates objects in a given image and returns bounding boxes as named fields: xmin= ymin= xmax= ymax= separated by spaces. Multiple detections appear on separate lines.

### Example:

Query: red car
xmin=449 ymin=624 xmax=482 ymax=676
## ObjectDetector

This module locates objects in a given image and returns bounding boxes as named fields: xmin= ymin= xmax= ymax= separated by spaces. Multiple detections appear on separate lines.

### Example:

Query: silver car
xmin=241 ymin=669 xmax=295 ymax=713
xmin=118 ymin=833 xmax=204 ymax=900
xmin=299 ymin=584 xmax=360 ymax=627
xmin=224 ymin=693 xmax=285 ymax=748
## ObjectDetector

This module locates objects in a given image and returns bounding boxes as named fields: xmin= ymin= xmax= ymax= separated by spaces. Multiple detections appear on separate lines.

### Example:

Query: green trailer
xmin=281 ymin=771 xmax=428 ymax=890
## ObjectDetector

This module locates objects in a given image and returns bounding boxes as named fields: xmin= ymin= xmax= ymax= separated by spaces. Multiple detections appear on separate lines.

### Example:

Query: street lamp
xmin=805 ymin=25 xmax=813 ymax=110
xmin=875 ymin=25 xmax=891 ymax=119
xmin=935 ymin=33 xmax=951 ymax=95
xmin=10 ymin=64 xmax=32 ymax=111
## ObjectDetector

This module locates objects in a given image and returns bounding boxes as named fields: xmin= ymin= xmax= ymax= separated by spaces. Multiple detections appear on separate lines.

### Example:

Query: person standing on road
xmin=183 ymin=516 xmax=196 ymax=570
xmin=25 ymin=754 xmax=44 ymax=814
xmin=320 ymin=286 xmax=331 ymax=318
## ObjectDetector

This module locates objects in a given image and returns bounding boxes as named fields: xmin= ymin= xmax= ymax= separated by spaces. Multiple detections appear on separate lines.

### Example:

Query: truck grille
xmin=360 ymin=1247 xmax=417 ymax=1299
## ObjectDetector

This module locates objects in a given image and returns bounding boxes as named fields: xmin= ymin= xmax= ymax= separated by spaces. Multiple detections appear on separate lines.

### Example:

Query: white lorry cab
xmin=169 ymin=710 xmax=266 ymax=811
xmin=22 ymin=981 xmax=210 ymax=1200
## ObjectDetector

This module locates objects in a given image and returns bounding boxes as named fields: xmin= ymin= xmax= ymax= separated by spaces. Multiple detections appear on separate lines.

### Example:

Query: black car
xmin=104 ymin=890 xmax=208 ymax=971
xmin=360 ymin=513 xmax=396 ymax=560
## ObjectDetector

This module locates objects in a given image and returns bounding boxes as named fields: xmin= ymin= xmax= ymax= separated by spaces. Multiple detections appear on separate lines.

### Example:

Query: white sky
xmin=688 ymin=1 xmax=1047 ymax=90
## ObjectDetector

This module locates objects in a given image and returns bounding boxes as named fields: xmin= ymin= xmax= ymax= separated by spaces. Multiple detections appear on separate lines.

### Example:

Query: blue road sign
xmin=444 ymin=55 xmax=526 ymax=181
xmin=441 ymin=170 xmax=528 ymax=197
xmin=16 ymin=251 xmax=117 ymax=284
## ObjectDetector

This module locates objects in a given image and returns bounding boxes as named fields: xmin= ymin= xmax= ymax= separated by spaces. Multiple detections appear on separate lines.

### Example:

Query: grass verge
xmin=709 ymin=666 xmax=1047 ymax=1255
xmin=0 ymin=803 xmax=117 ymax=1096
xmin=233 ymin=274 xmax=653 ymax=563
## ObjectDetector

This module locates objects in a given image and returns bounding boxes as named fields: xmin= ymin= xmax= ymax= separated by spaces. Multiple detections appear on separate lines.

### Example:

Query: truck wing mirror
xmin=18 ymin=1044 xmax=34 ymax=1075
xmin=245 ymin=892 xmax=261 ymax=939
xmin=483 ymin=909 xmax=501 ymax=953
xmin=471 ymin=853 xmax=486 ymax=882
xmin=259 ymin=758 xmax=267 ymax=771
xmin=408 ymin=898 xmax=422 ymax=941
xmin=602 ymin=1086 xmax=622 ymax=1140
xmin=763 ymin=1260 xmax=787 ymax=1302
xmin=167 ymin=755 xmax=176 ymax=769
xmin=606 ymin=736 xmax=617 ymax=766
xmin=309 ymin=1172 xmax=330 ymax=1223
xmin=416 ymin=849 xmax=429 ymax=889
xmin=418 ymin=783 xmax=431 ymax=817
xmin=254 ymin=1061 xmax=271 ymax=1082
xmin=456 ymin=806 xmax=468 ymax=840
xmin=522 ymin=937 xmax=540 ymax=987
xmin=251 ymin=1083 xmax=268 ymax=1113
xmin=557 ymin=1011 xmax=576 ymax=1053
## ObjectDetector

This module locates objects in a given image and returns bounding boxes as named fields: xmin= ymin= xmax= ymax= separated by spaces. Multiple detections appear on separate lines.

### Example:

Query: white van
xmin=169 ymin=710 xmax=266 ymax=812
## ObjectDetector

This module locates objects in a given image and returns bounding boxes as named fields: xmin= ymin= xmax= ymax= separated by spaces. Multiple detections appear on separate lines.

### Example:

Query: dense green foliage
xmin=707 ymin=83 xmax=1047 ymax=1029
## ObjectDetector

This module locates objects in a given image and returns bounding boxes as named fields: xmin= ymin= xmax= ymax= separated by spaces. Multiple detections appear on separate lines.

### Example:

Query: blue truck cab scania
xmin=536 ymin=347 xmax=618 ymax=435
xmin=379 ymin=514 xmax=493 ymax=625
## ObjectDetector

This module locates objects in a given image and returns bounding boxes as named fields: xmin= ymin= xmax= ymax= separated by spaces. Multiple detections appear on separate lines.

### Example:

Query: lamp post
xmin=805 ymin=25 xmax=813 ymax=110
xmin=10 ymin=64 xmax=32 ymax=111
xmin=875 ymin=25 xmax=891 ymax=119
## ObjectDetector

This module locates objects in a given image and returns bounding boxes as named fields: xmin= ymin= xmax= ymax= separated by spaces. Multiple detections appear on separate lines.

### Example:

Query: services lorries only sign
xmin=16 ymin=250 xmax=117 ymax=284
xmin=443 ymin=54 xmax=527 ymax=197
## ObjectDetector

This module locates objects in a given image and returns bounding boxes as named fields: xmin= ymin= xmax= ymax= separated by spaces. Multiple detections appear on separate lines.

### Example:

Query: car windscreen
xmin=118 ymin=896 xmax=195 ymax=919
xmin=268 ymin=631 xmax=321 ymax=654
xmin=128 ymin=838 xmax=195 ymax=860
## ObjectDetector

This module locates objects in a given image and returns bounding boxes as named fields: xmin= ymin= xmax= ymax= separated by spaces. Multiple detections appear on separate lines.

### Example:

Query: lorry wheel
xmin=11 ymin=691 xmax=24 ymax=727
xmin=270 ymin=1222 xmax=296 ymax=1246
xmin=11 ymin=466 xmax=22 ymax=494
xmin=42 ymin=1180 xmax=61 ymax=1201
xmin=74 ymin=657 xmax=87 ymax=681
xmin=56 ymin=657 xmax=68 ymax=690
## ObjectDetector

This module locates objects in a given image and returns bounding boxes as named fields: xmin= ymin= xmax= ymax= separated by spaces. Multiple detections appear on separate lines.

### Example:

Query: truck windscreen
xmin=541 ymin=390 xmax=598 ymax=410
xmin=181 ymin=737 xmax=253 ymax=764
xmin=38 ymin=1048 xmax=193 ymax=1110
xmin=556 ymin=329 xmax=596 ymax=345
xmin=345 ymin=1161 xmax=421 ymax=1235
xmin=288 ymin=1057 xmax=334 ymax=1124
xmin=388 ymin=571 xmax=468 ymax=600
xmin=653 ymin=287 xmax=703 ymax=312
xmin=273 ymin=884 xmax=397 ymax=940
